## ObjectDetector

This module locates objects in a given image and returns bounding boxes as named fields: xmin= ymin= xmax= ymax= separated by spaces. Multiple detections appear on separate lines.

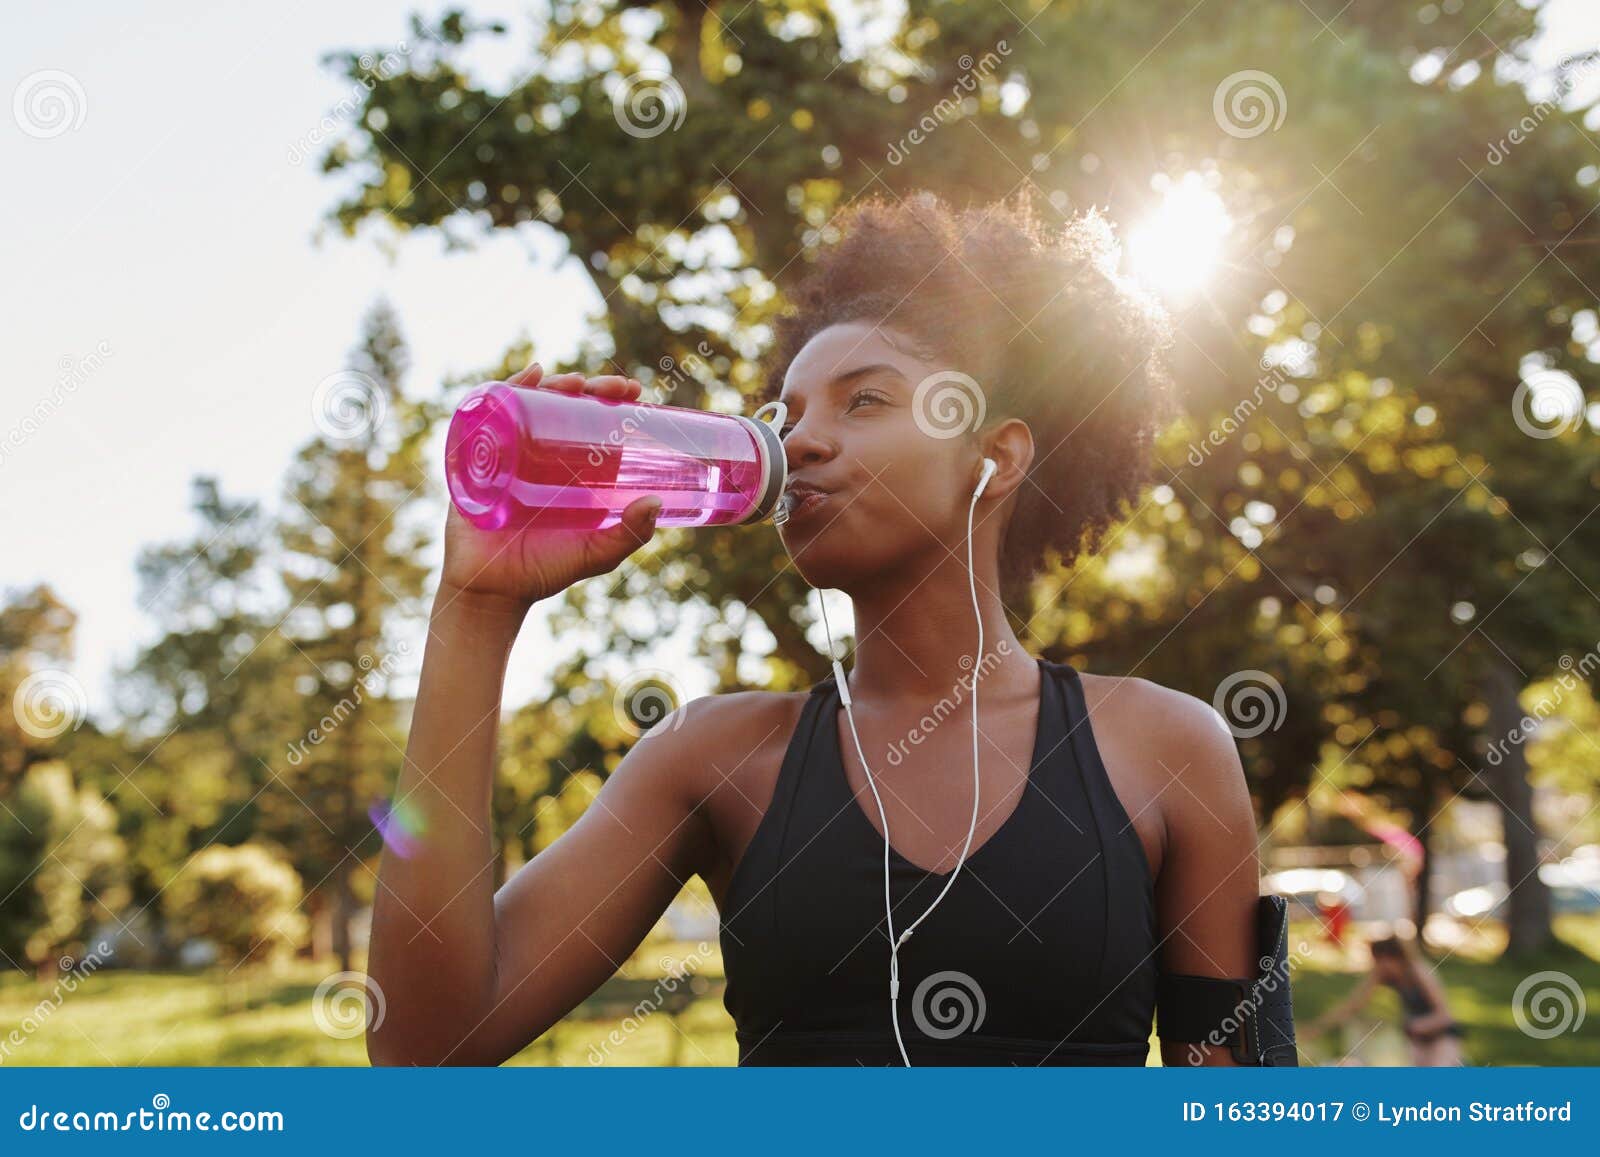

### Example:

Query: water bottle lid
xmin=737 ymin=402 xmax=789 ymax=525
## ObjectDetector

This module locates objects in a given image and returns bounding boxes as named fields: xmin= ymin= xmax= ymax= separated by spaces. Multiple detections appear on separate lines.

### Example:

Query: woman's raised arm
xmin=366 ymin=366 xmax=707 ymax=1066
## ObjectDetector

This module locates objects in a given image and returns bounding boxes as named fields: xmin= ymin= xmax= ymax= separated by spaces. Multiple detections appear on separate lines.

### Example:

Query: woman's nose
xmin=783 ymin=420 xmax=833 ymax=470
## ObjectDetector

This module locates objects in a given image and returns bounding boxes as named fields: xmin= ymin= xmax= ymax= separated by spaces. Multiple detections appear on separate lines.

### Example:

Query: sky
xmin=1 ymin=2 xmax=613 ymax=719
xmin=2 ymin=1 xmax=1597 ymax=729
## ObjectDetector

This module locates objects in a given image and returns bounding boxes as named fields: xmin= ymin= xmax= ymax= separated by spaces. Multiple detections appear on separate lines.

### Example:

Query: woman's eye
xmin=778 ymin=425 xmax=795 ymax=438
xmin=846 ymin=390 xmax=885 ymax=412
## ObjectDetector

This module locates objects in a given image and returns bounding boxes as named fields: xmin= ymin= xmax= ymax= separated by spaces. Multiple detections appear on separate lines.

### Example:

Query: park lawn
xmin=2 ymin=920 xmax=1596 ymax=1066
xmin=1288 ymin=914 xmax=1600 ymax=1067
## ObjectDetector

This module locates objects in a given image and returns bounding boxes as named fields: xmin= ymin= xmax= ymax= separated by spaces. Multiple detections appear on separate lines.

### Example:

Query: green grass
xmin=1288 ymin=914 xmax=1600 ymax=1067
xmin=3 ymin=920 xmax=1596 ymax=1066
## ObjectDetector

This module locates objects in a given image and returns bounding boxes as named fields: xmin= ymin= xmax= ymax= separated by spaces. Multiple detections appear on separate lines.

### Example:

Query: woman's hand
xmin=438 ymin=363 xmax=663 ymax=616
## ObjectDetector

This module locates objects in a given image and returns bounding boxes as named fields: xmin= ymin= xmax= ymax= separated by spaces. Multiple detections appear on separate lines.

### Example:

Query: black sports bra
xmin=717 ymin=656 xmax=1159 ymax=1065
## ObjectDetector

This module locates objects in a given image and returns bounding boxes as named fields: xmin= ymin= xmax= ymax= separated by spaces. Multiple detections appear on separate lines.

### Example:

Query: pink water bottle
xmin=445 ymin=382 xmax=790 ymax=531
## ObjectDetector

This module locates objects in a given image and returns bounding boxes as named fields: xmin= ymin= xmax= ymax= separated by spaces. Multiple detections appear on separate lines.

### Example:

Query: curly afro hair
xmin=757 ymin=188 xmax=1177 ymax=598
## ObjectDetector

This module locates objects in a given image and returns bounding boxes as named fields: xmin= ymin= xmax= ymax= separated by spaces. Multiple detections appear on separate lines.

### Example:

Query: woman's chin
xmin=781 ymin=543 xmax=863 ymax=591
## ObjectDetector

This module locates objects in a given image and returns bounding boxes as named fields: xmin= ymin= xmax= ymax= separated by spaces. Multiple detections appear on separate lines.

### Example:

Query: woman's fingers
xmin=505 ymin=365 xmax=642 ymax=401
xmin=583 ymin=374 xmax=642 ymax=400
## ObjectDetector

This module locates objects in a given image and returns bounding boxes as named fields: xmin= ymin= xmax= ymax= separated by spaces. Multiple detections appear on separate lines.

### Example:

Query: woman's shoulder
xmin=1073 ymin=669 xmax=1237 ymax=761
xmin=666 ymin=684 xmax=814 ymax=739
xmin=1071 ymin=669 xmax=1253 ymax=860
xmin=645 ymin=684 xmax=816 ymax=798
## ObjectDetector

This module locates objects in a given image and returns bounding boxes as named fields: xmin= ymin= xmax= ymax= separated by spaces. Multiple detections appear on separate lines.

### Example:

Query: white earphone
xmin=974 ymin=455 xmax=998 ymax=499
xmin=799 ymin=455 xmax=998 ymax=1065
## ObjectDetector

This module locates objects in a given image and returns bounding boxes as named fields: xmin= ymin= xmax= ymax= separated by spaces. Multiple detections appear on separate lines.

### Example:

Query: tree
xmin=113 ymin=480 xmax=301 ymax=914
xmin=0 ymin=761 xmax=128 ymax=975
xmin=270 ymin=301 xmax=433 ymax=972
xmin=161 ymin=843 xmax=307 ymax=1008
xmin=0 ymin=584 xmax=79 ymax=792
xmin=321 ymin=0 xmax=1600 ymax=957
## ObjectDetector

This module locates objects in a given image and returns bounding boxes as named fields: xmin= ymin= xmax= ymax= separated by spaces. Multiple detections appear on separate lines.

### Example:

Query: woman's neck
xmin=841 ymin=546 xmax=1033 ymax=703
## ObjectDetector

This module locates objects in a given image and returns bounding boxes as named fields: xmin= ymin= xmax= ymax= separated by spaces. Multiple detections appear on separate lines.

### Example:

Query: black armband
xmin=1155 ymin=894 xmax=1298 ymax=1066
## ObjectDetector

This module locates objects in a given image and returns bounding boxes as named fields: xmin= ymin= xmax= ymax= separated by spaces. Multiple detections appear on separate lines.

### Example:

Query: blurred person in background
xmin=1303 ymin=934 xmax=1465 ymax=1065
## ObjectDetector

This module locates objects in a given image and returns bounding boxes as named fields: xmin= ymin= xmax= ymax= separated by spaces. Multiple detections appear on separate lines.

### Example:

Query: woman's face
xmin=774 ymin=320 xmax=985 ymax=589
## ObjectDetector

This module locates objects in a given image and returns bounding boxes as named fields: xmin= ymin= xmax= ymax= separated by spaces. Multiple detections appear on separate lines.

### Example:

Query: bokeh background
xmin=3 ymin=0 xmax=1599 ymax=1065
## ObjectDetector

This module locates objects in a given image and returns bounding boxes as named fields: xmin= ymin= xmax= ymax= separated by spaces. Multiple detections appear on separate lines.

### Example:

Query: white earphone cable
xmin=814 ymin=460 xmax=992 ymax=1066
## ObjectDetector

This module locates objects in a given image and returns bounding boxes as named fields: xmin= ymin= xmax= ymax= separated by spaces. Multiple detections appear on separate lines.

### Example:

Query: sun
xmin=1127 ymin=171 xmax=1233 ymax=296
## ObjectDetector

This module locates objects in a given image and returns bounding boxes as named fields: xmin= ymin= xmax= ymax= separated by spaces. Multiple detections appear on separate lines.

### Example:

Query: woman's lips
xmin=792 ymin=491 xmax=827 ymax=517
xmin=783 ymin=489 xmax=830 ymax=522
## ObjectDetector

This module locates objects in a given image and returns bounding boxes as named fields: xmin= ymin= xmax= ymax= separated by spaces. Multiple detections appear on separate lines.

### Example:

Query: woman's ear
xmin=978 ymin=418 xmax=1035 ymax=499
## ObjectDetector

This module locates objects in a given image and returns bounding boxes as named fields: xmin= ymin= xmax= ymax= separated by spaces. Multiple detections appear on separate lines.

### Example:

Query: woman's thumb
xmin=622 ymin=496 xmax=663 ymax=545
xmin=585 ymin=496 xmax=660 ymax=573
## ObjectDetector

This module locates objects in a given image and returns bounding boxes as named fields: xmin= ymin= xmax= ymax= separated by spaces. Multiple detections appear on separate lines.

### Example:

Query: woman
xmin=367 ymin=192 xmax=1271 ymax=1066
xmin=1304 ymin=935 xmax=1465 ymax=1066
